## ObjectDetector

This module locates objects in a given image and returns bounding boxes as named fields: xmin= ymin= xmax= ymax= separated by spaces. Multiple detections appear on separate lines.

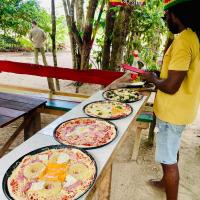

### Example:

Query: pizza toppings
xmin=64 ymin=175 xmax=78 ymax=188
xmin=7 ymin=147 xmax=96 ymax=200
xmin=38 ymin=154 xmax=48 ymax=163
xmin=57 ymin=153 xmax=70 ymax=164
xmin=55 ymin=118 xmax=117 ymax=149
xmin=39 ymin=162 xmax=69 ymax=182
xmin=103 ymin=88 xmax=143 ymax=103
xmin=29 ymin=181 xmax=45 ymax=191
xmin=84 ymin=101 xmax=132 ymax=119
xmin=23 ymin=162 xmax=46 ymax=179
xmin=69 ymin=163 xmax=92 ymax=181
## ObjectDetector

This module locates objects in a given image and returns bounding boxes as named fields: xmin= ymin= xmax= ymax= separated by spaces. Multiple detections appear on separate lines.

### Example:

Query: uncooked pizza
xmin=83 ymin=100 xmax=133 ymax=119
xmin=54 ymin=118 xmax=118 ymax=149
xmin=103 ymin=88 xmax=143 ymax=103
xmin=5 ymin=146 xmax=97 ymax=200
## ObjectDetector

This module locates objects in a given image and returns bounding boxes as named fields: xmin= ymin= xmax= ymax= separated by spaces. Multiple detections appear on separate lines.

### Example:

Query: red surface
xmin=0 ymin=60 xmax=124 ymax=86
xmin=122 ymin=64 xmax=145 ymax=74
xmin=110 ymin=2 xmax=126 ymax=6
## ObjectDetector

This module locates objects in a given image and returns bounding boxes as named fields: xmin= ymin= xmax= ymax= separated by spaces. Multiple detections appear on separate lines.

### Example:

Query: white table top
xmin=0 ymin=90 xmax=146 ymax=199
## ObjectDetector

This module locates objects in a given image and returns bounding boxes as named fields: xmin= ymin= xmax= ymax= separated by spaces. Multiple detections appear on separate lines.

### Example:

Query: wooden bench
xmin=44 ymin=99 xmax=81 ymax=115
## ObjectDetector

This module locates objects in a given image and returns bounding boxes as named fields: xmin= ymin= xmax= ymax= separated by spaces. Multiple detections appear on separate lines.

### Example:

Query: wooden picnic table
xmin=0 ymin=92 xmax=46 ymax=157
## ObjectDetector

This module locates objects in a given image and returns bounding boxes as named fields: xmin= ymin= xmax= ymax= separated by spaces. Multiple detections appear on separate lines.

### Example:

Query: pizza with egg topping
xmin=4 ymin=145 xmax=97 ymax=200
xmin=54 ymin=117 xmax=118 ymax=149
xmin=103 ymin=88 xmax=143 ymax=103
xmin=83 ymin=100 xmax=133 ymax=119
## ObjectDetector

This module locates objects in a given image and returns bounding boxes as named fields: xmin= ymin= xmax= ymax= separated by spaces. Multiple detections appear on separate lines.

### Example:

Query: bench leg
xmin=131 ymin=127 xmax=143 ymax=161
xmin=147 ymin=114 xmax=156 ymax=146
xmin=24 ymin=110 xmax=41 ymax=140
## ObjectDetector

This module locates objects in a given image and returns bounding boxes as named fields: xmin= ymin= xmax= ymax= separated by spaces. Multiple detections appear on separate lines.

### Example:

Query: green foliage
xmin=91 ymin=37 xmax=104 ymax=69
xmin=0 ymin=0 xmax=67 ymax=51
xmin=0 ymin=0 xmax=41 ymax=36
xmin=0 ymin=35 xmax=19 ymax=51
xmin=18 ymin=37 xmax=33 ymax=50
xmin=55 ymin=16 xmax=68 ymax=48
xmin=90 ymin=1 xmax=167 ymax=71
xmin=126 ymin=0 xmax=167 ymax=70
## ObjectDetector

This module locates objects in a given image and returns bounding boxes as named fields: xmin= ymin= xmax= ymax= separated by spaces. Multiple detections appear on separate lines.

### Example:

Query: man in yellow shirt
xmin=142 ymin=0 xmax=200 ymax=200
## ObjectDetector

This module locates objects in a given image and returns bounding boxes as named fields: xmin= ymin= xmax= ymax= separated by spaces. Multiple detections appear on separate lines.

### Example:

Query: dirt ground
xmin=0 ymin=52 xmax=200 ymax=200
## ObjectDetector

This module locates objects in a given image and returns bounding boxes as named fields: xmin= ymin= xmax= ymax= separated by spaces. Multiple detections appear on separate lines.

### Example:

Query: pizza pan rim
xmin=53 ymin=117 xmax=118 ymax=150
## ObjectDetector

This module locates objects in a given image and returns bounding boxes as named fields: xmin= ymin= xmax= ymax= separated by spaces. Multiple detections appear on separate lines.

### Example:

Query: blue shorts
xmin=155 ymin=118 xmax=185 ymax=165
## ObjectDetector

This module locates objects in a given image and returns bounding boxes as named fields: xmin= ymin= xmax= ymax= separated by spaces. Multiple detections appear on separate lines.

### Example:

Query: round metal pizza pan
xmin=102 ymin=88 xmax=144 ymax=103
xmin=53 ymin=117 xmax=118 ymax=150
xmin=3 ymin=145 xmax=98 ymax=200
xmin=83 ymin=100 xmax=133 ymax=120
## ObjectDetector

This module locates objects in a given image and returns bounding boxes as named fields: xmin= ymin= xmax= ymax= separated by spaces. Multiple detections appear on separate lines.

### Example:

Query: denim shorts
xmin=155 ymin=118 xmax=185 ymax=165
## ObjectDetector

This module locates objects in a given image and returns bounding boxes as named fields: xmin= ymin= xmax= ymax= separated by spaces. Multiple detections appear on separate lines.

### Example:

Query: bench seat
xmin=46 ymin=99 xmax=80 ymax=112
xmin=136 ymin=112 xmax=154 ymax=123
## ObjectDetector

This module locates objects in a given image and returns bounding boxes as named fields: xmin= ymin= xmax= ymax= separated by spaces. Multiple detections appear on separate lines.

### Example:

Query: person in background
xmin=29 ymin=21 xmax=55 ymax=94
xmin=29 ymin=21 xmax=48 ymax=66
xmin=142 ymin=0 xmax=200 ymax=200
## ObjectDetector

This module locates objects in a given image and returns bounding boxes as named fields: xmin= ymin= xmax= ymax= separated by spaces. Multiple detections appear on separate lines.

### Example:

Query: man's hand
xmin=142 ymin=72 xmax=158 ymax=83
xmin=142 ymin=70 xmax=187 ymax=94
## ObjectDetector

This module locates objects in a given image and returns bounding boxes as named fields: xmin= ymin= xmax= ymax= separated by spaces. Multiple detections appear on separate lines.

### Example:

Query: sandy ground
xmin=0 ymin=52 xmax=200 ymax=200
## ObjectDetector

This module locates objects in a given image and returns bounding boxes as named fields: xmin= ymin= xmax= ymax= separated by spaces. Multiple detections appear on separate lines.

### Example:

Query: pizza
xmin=103 ymin=88 xmax=143 ymax=103
xmin=83 ymin=101 xmax=133 ymax=119
xmin=5 ymin=146 xmax=97 ymax=200
xmin=54 ymin=118 xmax=117 ymax=149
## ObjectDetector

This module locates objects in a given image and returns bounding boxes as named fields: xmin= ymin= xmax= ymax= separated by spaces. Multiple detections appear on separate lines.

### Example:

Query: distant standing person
xmin=29 ymin=21 xmax=48 ymax=65
xmin=29 ymin=21 xmax=55 ymax=93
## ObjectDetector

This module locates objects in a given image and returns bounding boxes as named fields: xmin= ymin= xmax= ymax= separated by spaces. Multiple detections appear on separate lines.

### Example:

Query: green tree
xmin=125 ymin=0 xmax=167 ymax=69
xmin=101 ymin=0 xmax=167 ymax=71
xmin=0 ymin=0 xmax=52 ymax=51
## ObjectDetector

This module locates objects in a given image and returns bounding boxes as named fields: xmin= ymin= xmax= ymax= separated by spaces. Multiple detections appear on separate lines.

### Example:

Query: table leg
xmin=24 ymin=110 xmax=41 ymax=140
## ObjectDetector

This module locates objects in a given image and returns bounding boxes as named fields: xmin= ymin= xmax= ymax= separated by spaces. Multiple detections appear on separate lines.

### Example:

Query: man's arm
xmin=142 ymin=70 xmax=187 ymax=94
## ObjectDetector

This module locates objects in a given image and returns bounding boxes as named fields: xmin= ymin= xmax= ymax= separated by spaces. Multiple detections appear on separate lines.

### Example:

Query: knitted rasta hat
xmin=164 ymin=0 xmax=192 ymax=10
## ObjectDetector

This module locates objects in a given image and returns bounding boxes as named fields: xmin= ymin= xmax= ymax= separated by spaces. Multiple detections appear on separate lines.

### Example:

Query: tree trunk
xmin=101 ymin=4 xmax=116 ymax=70
xmin=75 ymin=0 xmax=84 ymax=32
xmin=62 ymin=0 xmax=105 ymax=71
xmin=51 ymin=0 xmax=60 ymax=90
xmin=62 ymin=0 xmax=78 ymax=69
xmin=80 ymin=0 xmax=99 ymax=70
xmin=110 ymin=6 xmax=132 ymax=71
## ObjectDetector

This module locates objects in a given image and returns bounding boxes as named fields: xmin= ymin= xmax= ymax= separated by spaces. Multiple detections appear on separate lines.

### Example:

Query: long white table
xmin=0 ymin=90 xmax=146 ymax=199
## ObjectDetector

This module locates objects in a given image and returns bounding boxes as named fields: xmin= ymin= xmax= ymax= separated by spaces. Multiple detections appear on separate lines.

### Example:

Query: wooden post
xmin=47 ymin=78 xmax=55 ymax=95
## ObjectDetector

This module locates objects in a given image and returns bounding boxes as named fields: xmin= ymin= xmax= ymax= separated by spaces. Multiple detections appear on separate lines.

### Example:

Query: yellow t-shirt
xmin=154 ymin=28 xmax=200 ymax=125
